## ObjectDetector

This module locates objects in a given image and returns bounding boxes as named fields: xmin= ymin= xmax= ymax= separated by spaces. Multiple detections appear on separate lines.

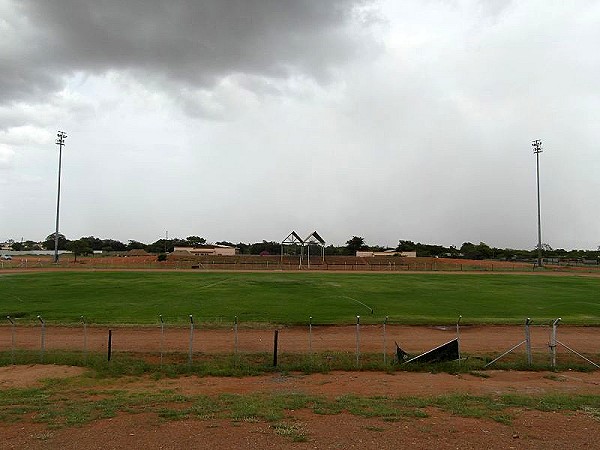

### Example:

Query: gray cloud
xmin=2 ymin=0 xmax=378 ymax=108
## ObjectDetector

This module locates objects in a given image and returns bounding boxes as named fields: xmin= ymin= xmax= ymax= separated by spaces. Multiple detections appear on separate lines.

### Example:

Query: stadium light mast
xmin=532 ymin=139 xmax=543 ymax=267
xmin=54 ymin=131 xmax=67 ymax=263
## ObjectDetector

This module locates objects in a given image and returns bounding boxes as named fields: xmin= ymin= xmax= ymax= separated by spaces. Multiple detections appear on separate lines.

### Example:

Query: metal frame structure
xmin=303 ymin=231 xmax=325 ymax=268
xmin=281 ymin=231 xmax=304 ymax=266
xmin=280 ymin=230 xmax=326 ymax=268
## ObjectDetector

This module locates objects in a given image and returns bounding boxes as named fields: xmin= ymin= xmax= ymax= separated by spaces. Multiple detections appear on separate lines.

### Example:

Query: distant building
xmin=356 ymin=250 xmax=417 ymax=258
xmin=173 ymin=244 xmax=238 ymax=256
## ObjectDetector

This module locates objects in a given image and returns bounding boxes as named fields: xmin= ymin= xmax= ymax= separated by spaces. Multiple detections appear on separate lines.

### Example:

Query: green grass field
xmin=1 ymin=271 xmax=599 ymax=326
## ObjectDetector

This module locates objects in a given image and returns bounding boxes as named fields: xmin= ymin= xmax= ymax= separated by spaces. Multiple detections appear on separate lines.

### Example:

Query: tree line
xmin=5 ymin=233 xmax=599 ymax=262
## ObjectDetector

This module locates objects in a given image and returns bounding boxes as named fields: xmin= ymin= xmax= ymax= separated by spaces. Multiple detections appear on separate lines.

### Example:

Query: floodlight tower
xmin=532 ymin=139 xmax=543 ymax=267
xmin=54 ymin=131 xmax=67 ymax=263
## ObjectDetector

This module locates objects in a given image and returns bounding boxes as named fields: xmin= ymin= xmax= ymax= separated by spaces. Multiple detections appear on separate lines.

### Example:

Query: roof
xmin=282 ymin=231 xmax=304 ymax=245
xmin=304 ymin=231 xmax=325 ymax=245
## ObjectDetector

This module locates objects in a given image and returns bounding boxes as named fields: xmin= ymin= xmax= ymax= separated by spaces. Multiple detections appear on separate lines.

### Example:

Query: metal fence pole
xmin=7 ymin=316 xmax=15 ymax=364
xmin=37 ymin=315 xmax=45 ymax=363
xmin=234 ymin=316 xmax=238 ymax=355
xmin=273 ymin=330 xmax=279 ymax=367
xmin=107 ymin=329 xmax=112 ymax=361
xmin=81 ymin=315 xmax=87 ymax=364
xmin=525 ymin=318 xmax=532 ymax=365
xmin=355 ymin=316 xmax=360 ymax=367
xmin=159 ymin=315 xmax=164 ymax=367
xmin=456 ymin=315 xmax=462 ymax=362
xmin=550 ymin=318 xmax=561 ymax=368
xmin=188 ymin=315 xmax=194 ymax=366
xmin=383 ymin=316 xmax=388 ymax=364
xmin=308 ymin=316 xmax=313 ymax=355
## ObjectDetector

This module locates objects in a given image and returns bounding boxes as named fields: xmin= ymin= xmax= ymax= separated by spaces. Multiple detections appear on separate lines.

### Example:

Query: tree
xmin=101 ymin=239 xmax=127 ymax=252
xmin=127 ymin=240 xmax=146 ymax=250
xmin=236 ymin=242 xmax=250 ymax=254
xmin=324 ymin=244 xmax=345 ymax=256
xmin=146 ymin=239 xmax=173 ymax=254
xmin=185 ymin=236 xmax=206 ymax=246
xmin=397 ymin=240 xmax=417 ymax=252
xmin=249 ymin=241 xmax=280 ymax=255
xmin=67 ymin=239 xmax=93 ymax=262
xmin=43 ymin=233 xmax=68 ymax=250
xmin=345 ymin=236 xmax=367 ymax=255
xmin=460 ymin=242 xmax=493 ymax=260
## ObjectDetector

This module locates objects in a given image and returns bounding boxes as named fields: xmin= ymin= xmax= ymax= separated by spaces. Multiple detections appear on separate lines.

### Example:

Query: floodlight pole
xmin=54 ymin=131 xmax=67 ymax=263
xmin=532 ymin=139 xmax=543 ymax=267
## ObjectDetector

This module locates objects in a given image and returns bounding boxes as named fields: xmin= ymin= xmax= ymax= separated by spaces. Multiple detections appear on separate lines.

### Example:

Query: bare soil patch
xmin=0 ymin=364 xmax=85 ymax=388
xmin=2 ymin=409 xmax=599 ymax=450
xmin=1 ymin=367 xmax=599 ymax=449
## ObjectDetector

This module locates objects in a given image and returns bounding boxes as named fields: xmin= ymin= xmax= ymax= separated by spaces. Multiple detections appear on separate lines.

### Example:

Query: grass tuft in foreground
xmin=1 ymin=378 xmax=600 ymax=433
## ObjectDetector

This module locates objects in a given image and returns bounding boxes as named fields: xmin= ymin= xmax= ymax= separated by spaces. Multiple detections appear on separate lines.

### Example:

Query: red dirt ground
xmin=1 ymin=365 xmax=599 ymax=449
xmin=1 ymin=325 xmax=600 ymax=449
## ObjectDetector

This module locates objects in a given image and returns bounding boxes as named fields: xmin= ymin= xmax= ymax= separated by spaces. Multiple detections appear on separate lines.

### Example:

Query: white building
xmin=173 ymin=244 xmax=237 ymax=256
xmin=356 ymin=250 xmax=417 ymax=258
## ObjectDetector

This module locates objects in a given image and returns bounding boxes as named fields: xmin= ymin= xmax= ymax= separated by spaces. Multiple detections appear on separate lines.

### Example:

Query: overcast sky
xmin=1 ymin=0 xmax=598 ymax=250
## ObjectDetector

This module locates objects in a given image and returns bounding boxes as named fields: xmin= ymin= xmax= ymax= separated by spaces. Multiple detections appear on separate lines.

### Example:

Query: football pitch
xmin=1 ymin=271 xmax=599 ymax=326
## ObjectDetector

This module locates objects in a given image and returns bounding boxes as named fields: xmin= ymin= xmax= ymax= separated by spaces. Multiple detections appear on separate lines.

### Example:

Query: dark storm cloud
xmin=2 ymin=0 xmax=376 ymax=105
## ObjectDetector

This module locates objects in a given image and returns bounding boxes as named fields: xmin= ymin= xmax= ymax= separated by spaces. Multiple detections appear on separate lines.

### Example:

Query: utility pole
xmin=54 ymin=131 xmax=67 ymax=263
xmin=532 ymin=139 xmax=543 ymax=267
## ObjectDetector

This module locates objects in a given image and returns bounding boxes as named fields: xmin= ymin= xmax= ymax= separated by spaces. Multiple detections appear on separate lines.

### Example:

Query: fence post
xmin=383 ymin=316 xmax=388 ymax=364
xmin=308 ymin=316 xmax=313 ymax=355
xmin=81 ymin=315 xmax=87 ymax=364
xmin=550 ymin=318 xmax=561 ymax=368
xmin=525 ymin=318 xmax=532 ymax=365
xmin=37 ymin=315 xmax=45 ymax=363
xmin=456 ymin=315 xmax=462 ymax=362
xmin=189 ymin=315 xmax=194 ymax=366
xmin=234 ymin=316 xmax=238 ymax=355
xmin=273 ymin=330 xmax=279 ymax=367
xmin=107 ymin=329 xmax=112 ymax=361
xmin=355 ymin=316 xmax=360 ymax=367
xmin=159 ymin=314 xmax=164 ymax=366
xmin=7 ymin=316 xmax=15 ymax=364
